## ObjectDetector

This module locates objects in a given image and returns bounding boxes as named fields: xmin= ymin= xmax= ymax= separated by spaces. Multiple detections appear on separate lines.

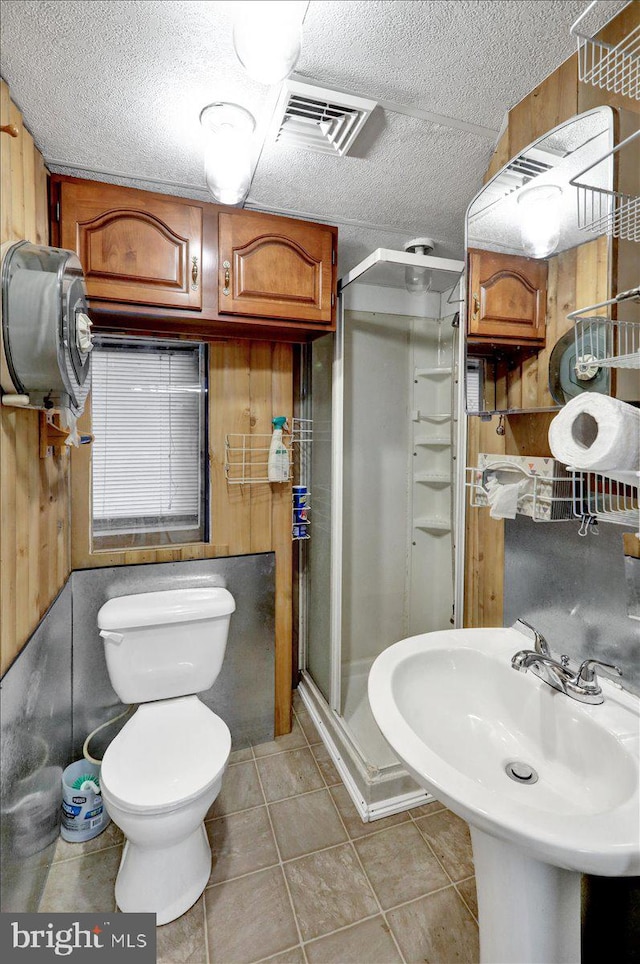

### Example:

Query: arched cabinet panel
xmin=467 ymin=249 xmax=547 ymax=346
xmin=219 ymin=211 xmax=336 ymax=324
xmin=59 ymin=182 xmax=203 ymax=310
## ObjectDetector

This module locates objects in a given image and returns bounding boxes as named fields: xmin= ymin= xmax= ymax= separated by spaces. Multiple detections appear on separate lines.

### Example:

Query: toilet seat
xmin=101 ymin=696 xmax=231 ymax=815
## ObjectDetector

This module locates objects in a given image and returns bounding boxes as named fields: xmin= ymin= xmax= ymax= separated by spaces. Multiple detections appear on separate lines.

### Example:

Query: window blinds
xmin=91 ymin=344 xmax=205 ymax=537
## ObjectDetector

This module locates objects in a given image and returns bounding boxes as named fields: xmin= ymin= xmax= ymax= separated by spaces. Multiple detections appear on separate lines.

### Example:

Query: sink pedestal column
xmin=470 ymin=827 xmax=581 ymax=964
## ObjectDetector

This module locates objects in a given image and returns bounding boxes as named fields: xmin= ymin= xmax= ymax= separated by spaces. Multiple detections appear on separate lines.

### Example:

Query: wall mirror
xmin=464 ymin=105 xmax=639 ymax=416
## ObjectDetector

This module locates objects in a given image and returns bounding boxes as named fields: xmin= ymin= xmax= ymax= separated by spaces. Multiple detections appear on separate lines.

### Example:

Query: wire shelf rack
xmin=569 ymin=130 xmax=640 ymax=242
xmin=573 ymin=471 xmax=640 ymax=534
xmin=571 ymin=1 xmax=640 ymax=101
xmin=468 ymin=460 xmax=640 ymax=535
xmin=224 ymin=419 xmax=312 ymax=484
xmin=567 ymin=289 xmax=640 ymax=373
xmin=466 ymin=459 xmax=575 ymax=522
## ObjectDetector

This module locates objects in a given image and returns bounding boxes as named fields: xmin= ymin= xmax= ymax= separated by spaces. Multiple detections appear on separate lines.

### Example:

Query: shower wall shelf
xmin=568 ymin=289 xmax=640 ymax=372
xmin=413 ymin=517 xmax=451 ymax=532
xmin=224 ymin=418 xmax=312 ymax=484
xmin=415 ymin=436 xmax=451 ymax=446
xmin=414 ymin=367 xmax=453 ymax=378
xmin=414 ymin=472 xmax=451 ymax=484
xmin=569 ymin=130 xmax=640 ymax=242
xmin=412 ymin=410 xmax=452 ymax=421
xmin=570 ymin=1 xmax=640 ymax=101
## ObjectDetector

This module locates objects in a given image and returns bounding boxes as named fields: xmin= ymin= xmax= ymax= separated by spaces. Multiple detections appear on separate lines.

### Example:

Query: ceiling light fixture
xmin=404 ymin=238 xmax=435 ymax=293
xmin=232 ymin=1 xmax=305 ymax=85
xmin=199 ymin=103 xmax=256 ymax=206
xmin=517 ymin=184 xmax=563 ymax=258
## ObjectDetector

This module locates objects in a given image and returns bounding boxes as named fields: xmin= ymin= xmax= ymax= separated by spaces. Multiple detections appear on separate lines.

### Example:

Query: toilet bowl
xmin=97 ymin=587 xmax=236 ymax=924
xmin=100 ymin=696 xmax=231 ymax=925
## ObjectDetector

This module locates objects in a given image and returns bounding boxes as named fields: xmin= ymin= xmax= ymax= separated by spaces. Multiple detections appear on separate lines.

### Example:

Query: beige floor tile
xmin=309 ymin=743 xmax=342 ymax=787
xmin=305 ymin=916 xmax=402 ymax=964
xmin=386 ymin=886 xmax=479 ymax=964
xmin=409 ymin=799 xmax=448 ymax=818
xmin=292 ymin=701 xmax=322 ymax=746
xmin=53 ymin=822 xmax=124 ymax=861
xmin=256 ymin=948 xmax=305 ymax=964
xmin=256 ymin=748 xmax=324 ymax=803
xmin=253 ymin=719 xmax=308 ymax=758
xmin=269 ymin=789 xmax=347 ymax=860
xmin=457 ymin=876 xmax=478 ymax=920
xmin=39 ymin=847 xmax=121 ymax=913
xmin=157 ymin=896 xmax=207 ymax=963
xmin=206 ymin=806 xmax=279 ymax=884
xmin=205 ymin=866 xmax=298 ymax=964
xmin=329 ymin=785 xmax=409 ymax=840
xmin=284 ymin=844 xmax=378 ymax=942
xmin=414 ymin=810 xmax=474 ymax=881
xmin=354 ymin=822 xmax=450 ymax=910
xmin=229 ymin=746 xmax=253 ymax=764
xmin=207 ymin=761 xmax=264 ymax=818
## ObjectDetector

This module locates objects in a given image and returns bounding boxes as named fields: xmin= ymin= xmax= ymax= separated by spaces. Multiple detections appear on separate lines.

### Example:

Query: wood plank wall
xmin=71 ymin=341 xmax=294 ymax=735
xmin=464 ymin=3 xmax=640 ymax=629
xmin=0 ymin=80 xmax=70 ymax=676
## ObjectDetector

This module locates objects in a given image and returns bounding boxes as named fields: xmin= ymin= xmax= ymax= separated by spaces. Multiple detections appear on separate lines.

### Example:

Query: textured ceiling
xmin=0 ymin=0 xmax=630 ymax=275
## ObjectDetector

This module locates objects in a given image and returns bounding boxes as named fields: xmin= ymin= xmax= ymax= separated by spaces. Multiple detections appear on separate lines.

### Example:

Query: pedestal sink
xmin=368 ymin=628 xmax=640 ymax=964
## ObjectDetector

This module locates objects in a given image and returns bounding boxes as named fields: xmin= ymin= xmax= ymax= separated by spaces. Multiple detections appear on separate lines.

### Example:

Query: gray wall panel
xmin=71 ymin=554 xmax=275 ymax=758
xmin=0 ymin=583 xmax=72 ymax=912
xmin=504 ymin=517 xmax=639 ymax=696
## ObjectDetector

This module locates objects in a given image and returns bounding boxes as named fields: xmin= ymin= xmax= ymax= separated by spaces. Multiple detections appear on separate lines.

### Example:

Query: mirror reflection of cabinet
xmin=463 ymin=105 xmax=637 ymax=416
xmin=467 ymin=249 xmax=547 ymax=348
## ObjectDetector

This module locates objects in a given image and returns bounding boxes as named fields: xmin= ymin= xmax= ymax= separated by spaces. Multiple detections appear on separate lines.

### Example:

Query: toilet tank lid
xmin=97 ymin=588 xmax=236 ymax=630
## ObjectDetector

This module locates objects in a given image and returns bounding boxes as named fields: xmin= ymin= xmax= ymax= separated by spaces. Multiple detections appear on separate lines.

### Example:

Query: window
xmin=90 ymin=338 xmax=208 ymax=550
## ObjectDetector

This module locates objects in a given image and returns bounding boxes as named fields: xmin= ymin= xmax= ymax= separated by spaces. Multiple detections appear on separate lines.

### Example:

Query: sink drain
xmin=505 ymin=761 xmax=539 ymax=784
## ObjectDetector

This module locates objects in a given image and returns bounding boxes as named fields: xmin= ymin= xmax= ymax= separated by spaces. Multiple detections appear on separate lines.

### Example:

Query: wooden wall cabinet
xmin=52 ymin=176 xmax=338 ymax=340
xmin=219 ymin=210 xmax=335 ymax=324
xmin=57 ymin=180 xmax=203 ymax=311
xmin=467 ymin=248 xmax=548 ymax=348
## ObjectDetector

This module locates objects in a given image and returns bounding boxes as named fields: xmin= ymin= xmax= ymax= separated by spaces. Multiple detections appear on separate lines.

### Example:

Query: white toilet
xmin=96 ymin=587 xmax=236 ymax=925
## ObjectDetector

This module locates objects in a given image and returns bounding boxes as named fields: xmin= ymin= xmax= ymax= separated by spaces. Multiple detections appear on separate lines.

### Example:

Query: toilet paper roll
xmin=548 ymin=393 xmax=640 ymax=483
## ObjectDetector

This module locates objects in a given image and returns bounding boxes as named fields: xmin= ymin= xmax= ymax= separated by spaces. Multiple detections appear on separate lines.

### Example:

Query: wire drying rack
xmin=567 ymin=288 xmax=640 ymax=373
xmin=569 ymin=130 xmax=640 ymax=243
xmin=572 ymin=471 xmax=640 ymax=535
xmin=224 ymin=418 xmax=312 ymax=484
xmin=570 ymin=1 xmax=640 ymax=101
xmin=468 ymin=461 xmax=640 ymax=535
xmin=466 ymin=459 xmax=575 ymax=522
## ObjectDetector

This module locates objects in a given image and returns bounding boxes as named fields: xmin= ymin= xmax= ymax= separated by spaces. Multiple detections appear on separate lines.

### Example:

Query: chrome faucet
xmin=511 ymin=621 xmax=622 ymax=705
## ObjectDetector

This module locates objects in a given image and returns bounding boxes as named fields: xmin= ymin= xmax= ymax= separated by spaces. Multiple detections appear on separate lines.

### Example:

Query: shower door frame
xmin=299 ymin=248 xmax=467 ymax=819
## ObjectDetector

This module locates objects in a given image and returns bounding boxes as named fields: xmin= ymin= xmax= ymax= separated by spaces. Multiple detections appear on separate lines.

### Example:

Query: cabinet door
xmin=59 ymin=181 xmax=203 ymax=311
xmin=219 ymin=211 xmax=336 ymax=324
xmin=468 ymin=249 xmax=547 ymax=346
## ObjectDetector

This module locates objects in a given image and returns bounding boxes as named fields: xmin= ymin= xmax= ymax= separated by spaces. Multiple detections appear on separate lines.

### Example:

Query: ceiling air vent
xmin=271 ymin=80 xmax=377 ymax=156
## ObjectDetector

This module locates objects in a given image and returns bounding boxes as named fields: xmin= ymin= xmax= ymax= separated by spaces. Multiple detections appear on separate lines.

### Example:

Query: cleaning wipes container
xmin=60 ymin=760 xmax=110 ymax=842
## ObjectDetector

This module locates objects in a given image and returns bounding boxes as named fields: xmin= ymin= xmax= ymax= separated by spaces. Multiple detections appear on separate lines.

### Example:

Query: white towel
xmin=485 ymin=475 xmax=525 ymax=519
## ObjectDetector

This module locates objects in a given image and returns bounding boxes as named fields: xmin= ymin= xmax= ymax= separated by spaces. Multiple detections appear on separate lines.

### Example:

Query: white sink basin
xmin=368 ymin=627 xmax=640 ymax=876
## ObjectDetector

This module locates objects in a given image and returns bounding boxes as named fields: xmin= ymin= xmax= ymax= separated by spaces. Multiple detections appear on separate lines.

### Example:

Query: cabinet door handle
xmin=223 ymin=260 xmax=230 ymax=296
xmin=473 ymin=293 xmax=480 ymax=316
xmin=191 ymin=256 xmax=199 ymax=289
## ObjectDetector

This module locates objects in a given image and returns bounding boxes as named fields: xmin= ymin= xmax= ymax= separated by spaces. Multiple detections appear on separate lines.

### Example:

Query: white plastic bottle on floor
xmin=268 ymin=416 xmax=289 ymax=482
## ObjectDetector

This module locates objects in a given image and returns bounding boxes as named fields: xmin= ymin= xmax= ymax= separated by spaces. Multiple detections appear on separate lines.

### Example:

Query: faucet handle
xmin=513 ymin=618 xmax=551 ymax=657
xmin=576 ymin=658 xmax=623 ymax=688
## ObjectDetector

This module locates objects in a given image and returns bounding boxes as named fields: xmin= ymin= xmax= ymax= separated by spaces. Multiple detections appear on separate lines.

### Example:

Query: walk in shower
xmin=298 ymin=247 xmax=465 ymax=818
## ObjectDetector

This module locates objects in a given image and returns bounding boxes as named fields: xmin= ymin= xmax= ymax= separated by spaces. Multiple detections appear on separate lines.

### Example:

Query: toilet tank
xmin=97 ymin=588 xmax=236 ymax=704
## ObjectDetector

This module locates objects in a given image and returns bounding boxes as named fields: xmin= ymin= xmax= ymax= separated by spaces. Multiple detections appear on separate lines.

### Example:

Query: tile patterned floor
xmin=40 ymin=693 xmax=479 ymax=964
